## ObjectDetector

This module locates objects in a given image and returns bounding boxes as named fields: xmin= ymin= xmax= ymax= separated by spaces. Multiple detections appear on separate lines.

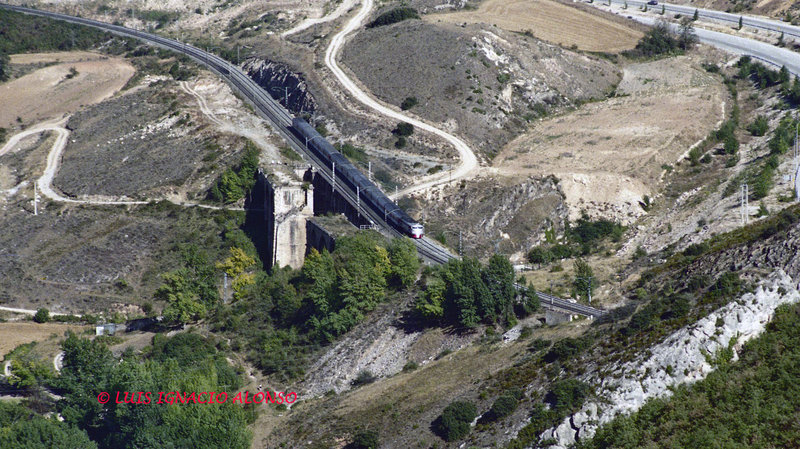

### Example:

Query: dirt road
xmin=324 ymin=0 xmax=479 ymax=199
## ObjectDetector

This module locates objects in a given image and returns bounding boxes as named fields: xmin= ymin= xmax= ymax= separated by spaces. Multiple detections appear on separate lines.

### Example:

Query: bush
xmin=487 ymin=394 xmax=519 ymax=421
xmin=33 ymin=308 xmax=50 ymax=323
xmin=351 ymin=370 xmax=377 ymax=387
xmin=546 ymin=379 xmax=592 ymax=415
xmin=747 ymin=115 xmax=769 ymax=136
xmin=544 ymin=337 xmax=591 ymax=363
xmin=434 ymin=401 xmax=477 ymax=441
xmin=400 ymin=96 xmax=418 ymax=110
xmin=393 ymin=122 xmax=414 ymax=137
xmin=527 ymin=246 xmax=553 ymax=265
xmin=348 ymin=430 xmax=379 ymax=449
xmin=402 ymin=361 xmax=418 ymax=372
xmin=366 ymin=7 xmax=419 ymax=28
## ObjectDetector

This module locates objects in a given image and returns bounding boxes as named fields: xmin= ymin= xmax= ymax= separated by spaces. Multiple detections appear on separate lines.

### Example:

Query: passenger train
xmin=291 ymin=118 xmax=424 ymax=239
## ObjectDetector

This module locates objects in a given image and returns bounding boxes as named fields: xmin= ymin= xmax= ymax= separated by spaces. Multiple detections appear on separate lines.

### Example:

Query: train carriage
xmin=291 ymin=117 xmax=424 ymax=239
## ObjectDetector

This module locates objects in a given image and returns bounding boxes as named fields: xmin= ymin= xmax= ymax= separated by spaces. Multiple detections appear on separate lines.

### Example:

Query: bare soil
xmin=494 ymin=55 xmax=727 ymax=224
xmin=0 ymin=322 xmax=86 ymax=359
xmin=0 ymin=51 xmax=134 ymax=129
xmin=429 ymin=0 xmax=644 ymax=52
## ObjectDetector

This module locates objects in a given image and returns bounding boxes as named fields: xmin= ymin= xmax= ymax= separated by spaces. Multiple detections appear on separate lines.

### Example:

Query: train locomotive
xmin=291 ymin=117 xmax=424 ymax=239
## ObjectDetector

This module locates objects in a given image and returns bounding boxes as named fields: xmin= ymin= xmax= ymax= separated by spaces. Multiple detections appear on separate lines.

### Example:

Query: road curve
xmin=607 ymin=0 xmax=800 ymax=39
xmin=323 ymin=0 xmax=479 ymax=199
xmin=595 ymin=3 xmax=800 ymax=76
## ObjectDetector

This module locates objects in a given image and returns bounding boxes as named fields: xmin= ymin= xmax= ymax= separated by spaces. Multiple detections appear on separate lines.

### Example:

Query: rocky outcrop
xmin=536 ymin=271 xmax=800 ymax=448
xmin=242 ymin=58 xmax=317 ymax=115
xmin=419 ymin=175 xmax=567 ymax=260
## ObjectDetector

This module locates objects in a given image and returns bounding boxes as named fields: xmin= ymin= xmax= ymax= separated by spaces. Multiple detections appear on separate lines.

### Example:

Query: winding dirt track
xmin=323 ymin=0 xmax=479 ymax=199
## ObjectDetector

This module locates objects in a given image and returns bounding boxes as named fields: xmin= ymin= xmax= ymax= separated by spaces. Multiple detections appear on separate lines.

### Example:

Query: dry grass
xmin=0 ymin=321 xmax=86 ymax=359
xmin=427 ymin=0 xmax=643 ymax=52
xmin=494 ymin=56 xmax=726 ymax=223
xmin=1 ymin=51 xmax=134 ymax=129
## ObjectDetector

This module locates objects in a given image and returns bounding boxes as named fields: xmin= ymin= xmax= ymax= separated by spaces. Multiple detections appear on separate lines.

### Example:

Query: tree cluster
xmin=527 ymin=215 xmax=624 ymax=265
xmin=209 ymin=141 xmax=259 ymax=203
xmin=415 ymin=255 xmax=537 ymax=328
xmin=366 ymin=7 xmax=420 ymax=28
xmin=433 ymin=401 xmax=477 ymax=441
xmin=51 ymin=332 xmax=250 ymax=449
xmin=626 ymin=19 xmax=697 ymax=58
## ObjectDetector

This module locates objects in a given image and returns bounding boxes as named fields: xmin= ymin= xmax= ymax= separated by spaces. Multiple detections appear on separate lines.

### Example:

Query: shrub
xmin=400 ymin=96 xmax=418 ymax=110
xmin=434 ymin=401 xmax=477 ymax=441
xmin=348 ymin=430 xmax=379 ymax=449
xmin=527 ymin=246 xmax=553 ymax=265
xmin=748 ymin=115 xmax=769 ymax=136
xmin=33 ymin=308 xmax=50 ymax=323
xmin=546 ymin=379 xmax=592 ymax=415
xmin=366 ymin=7 xmax=419 ymax=28
xmin=351 ymin=370 xmax=377 ymax=387
xmin=487 ymin=394 xmax=519 ymax=421
xmin=544 ymin=337 xmax=591 ymax=363
xmin=393 ymin=122 xmax=414 ymax=137
xmin=402 ymin=361 xmax=418 ymax=372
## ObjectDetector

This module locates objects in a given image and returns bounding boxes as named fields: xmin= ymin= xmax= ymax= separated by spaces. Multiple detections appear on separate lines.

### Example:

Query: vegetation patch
xmin=366 ymin=7 xmax=420 ymax=28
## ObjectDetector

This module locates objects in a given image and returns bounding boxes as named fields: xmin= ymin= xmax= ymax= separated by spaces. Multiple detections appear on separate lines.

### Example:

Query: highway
xmin=597 ymin=2 xmax=800 ymax=76
xmin=607 ymin=0 xmax=800 ymax=39
xmin=0 ymin=3 xmax=605 ymax=317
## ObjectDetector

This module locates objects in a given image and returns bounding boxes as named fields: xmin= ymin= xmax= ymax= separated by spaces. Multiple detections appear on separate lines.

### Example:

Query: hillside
xmin=4 ymin=3 xmax=800 ymax=449
xmin=340 ymin=19 xmax=620 ymax=159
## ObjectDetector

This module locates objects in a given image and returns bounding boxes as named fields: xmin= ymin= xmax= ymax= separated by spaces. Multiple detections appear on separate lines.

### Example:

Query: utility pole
xmin=32 ymin=182 xmax=39 ymax=216
xmin=357 ymin=186 xmax=361 ymax=216
xmin=394 ymin=185 xmax=398 ymax=203
xmin=458 ymin=230 xmax=463 ymax=256
xmin=368 ymin=161 xmax=372 ymax=182
xmin=741 ymin=183 xmax=749 ymax=225
xmin=223 ymin=273 xmax=228 ymax=303
xmin=794 ymin=119 xmax=798 ymax=200
xmin=332 ymin=162 xmax=336 ymax=193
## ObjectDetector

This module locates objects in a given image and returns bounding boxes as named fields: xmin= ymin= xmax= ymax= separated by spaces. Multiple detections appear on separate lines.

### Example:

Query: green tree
xmin=482 ymin=254 xmax=517 ymax=325
xmin=693 ymin=8 xmax=699 ymax=20
xmin=387 ymin=237 xmax=420 ymax=288
xmin=434 ymin=401 xmax=477 ymax=441
xmin=0 ymin=402 xmax=96 ymax=449
xmin=0 ymin=52 xmax=8 ymax=82
xmin=33 ymin=308 xmax=50 ymax=323
xmin=738 ymin=15 xmax=743 ymax=30
xmin=415 ymin=274 xmax=445 ymax=321
xmin=573 ymin=258 xmax=596 ymax=303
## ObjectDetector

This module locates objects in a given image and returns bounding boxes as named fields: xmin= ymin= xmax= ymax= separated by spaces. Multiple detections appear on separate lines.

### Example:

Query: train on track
xmin=290 ymin=117 xmax=424 ymax=239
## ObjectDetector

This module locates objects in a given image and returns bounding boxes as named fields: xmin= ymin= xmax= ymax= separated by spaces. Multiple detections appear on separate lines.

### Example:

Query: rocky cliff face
xmin=242 ymin=58 xmax=317 ymax=115
xmin=535 ymin=271 xmax=800 ymax=448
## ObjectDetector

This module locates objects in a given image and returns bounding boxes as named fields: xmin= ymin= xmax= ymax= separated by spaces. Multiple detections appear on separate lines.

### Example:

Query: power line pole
xmin=458 ymin=230 xmax=463 ymax=256
xmin=368 ymin=161 xmax=372 ymax=182
xmin=32 ymin=182 xmax=39 ymax=216
xmin=357 ymin=186 xmax=361 ymax=217
xmin=332 ymin=162 xmax=336 ymax=193
xmin=740 ymin=183 xmax=749 ymax=225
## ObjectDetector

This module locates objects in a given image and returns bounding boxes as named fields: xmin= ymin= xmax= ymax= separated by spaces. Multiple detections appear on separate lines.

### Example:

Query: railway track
xmin=0 ymin=4 xmax=603 ymax=316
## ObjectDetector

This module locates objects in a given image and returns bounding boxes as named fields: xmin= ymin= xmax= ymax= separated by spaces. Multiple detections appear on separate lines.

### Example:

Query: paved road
xmin=596 ymin=4 xmax=800 ymax=77
xmin=608 ymin=0 xmax=800 ymax=39
xmin=324 ymin=0 xmax=479 ymax=200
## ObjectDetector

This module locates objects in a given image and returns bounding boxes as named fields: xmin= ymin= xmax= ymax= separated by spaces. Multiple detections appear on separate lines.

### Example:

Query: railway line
xmin=0 ymin=3 xmax=604 ymax=317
